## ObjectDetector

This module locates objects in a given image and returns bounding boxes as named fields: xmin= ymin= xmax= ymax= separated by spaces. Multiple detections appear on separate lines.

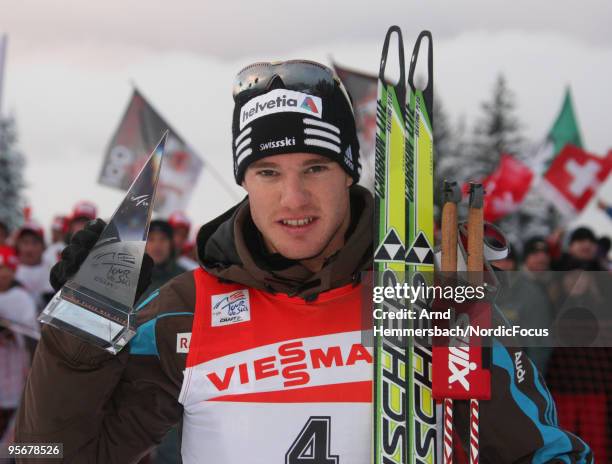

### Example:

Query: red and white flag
xmin=480 ymin=154 xmax=534 ymax=222
xmin=462 ymin=154 xmax=534 ymax=223
xmin=540 ymin=145 xmax=612 ymax=217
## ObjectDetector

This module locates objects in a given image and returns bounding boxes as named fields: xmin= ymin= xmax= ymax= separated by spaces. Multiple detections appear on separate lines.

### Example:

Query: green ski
xmin=405 ymin=31 xmax=437 ymax=464
xmin=373 ymin=25 xmax=410 ymax=464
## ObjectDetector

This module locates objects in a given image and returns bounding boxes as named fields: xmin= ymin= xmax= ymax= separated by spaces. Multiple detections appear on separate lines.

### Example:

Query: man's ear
xmin=345 ymin=173 xmax=354 ymax=188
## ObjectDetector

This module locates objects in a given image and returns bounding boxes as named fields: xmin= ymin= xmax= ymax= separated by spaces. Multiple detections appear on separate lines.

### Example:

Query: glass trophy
xmin=39 ymin=132 xmax=167 ymax=354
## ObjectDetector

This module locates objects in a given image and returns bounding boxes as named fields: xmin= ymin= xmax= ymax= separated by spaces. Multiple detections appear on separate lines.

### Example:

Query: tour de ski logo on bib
xmin=211 ymin=289 xmax=251 ymax=327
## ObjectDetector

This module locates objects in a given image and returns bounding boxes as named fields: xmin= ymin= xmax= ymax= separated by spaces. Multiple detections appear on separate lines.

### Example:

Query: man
xmin=547 ymin=227 xmax=610 ymax=460
xmin=554 ymin=227 xmax=603 ymax=271
xmin=503 ymin=237 xmax=554 ymax=375
xmin=141 ymin=219 xmax=187 ymax=304
xmin=168 ymin=211 xmax=199 ymax=270
xmin=0 ymin=245 xmax=38 ymax=439
xmin=14 ymin=222 xmax=54 ymax=311
xmin=16 ymin=61 xmax=591 ymax=463
xmin=67 ymin=201 xmax=97 ymax=237
xmin=43 ymin=203 xmax=97 ymax=268
xmin=168 ymin=211 xmax=190 ymax=252
xmin=523 ymin=236 xmax=551 ymax=273
xmin=142 ymin=219 xmax=188 ymax=464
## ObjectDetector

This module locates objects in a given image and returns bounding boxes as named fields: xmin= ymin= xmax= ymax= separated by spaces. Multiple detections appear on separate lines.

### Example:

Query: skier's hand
xmin=49 ymin=218 xmax=153 ymax=303
xmin=50 ymin=219 xmax=105 ymax=291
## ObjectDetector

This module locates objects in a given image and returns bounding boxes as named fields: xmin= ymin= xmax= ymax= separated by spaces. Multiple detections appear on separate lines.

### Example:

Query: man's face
xmin=243 ymin=153 xmax=352 ymax=270
xmin=525 ymin=251 xmax=550 ymax=272
xmin=0 ymin=266 xmax=14 ymax=292
xmin=569 ymin=239 xmax=597 ymax=262
xmin=146 ymin=230 xmax=173 ymax=266
xmin=16 ymin=234 xmax=44 ymax=266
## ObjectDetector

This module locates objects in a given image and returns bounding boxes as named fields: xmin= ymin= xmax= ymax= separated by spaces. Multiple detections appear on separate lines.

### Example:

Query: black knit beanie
xmin=231 ymin=73 xmax=361 ymax=184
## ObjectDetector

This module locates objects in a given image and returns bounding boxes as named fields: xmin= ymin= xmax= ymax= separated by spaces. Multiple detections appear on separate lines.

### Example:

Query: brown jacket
xmin=15 ymin=186 xmax=373 ymax=463
xmin=15 ymin=186 xmax=592 ymax=463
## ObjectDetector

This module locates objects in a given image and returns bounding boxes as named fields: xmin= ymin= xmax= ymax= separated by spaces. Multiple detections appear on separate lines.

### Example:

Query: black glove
xmin=50 ymin=218 xmax=153 ymax=304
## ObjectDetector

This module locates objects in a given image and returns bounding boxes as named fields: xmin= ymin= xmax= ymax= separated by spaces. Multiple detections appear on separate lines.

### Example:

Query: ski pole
xmin=441 ymin=180 xmax=460 ymax=272
xmin=440 ymin=180 xmax=460 ymax=464
xmin=467 ymin=183 xmax=484 ymax=273
xmin=466 ymin=182 xmax=484 ymax=464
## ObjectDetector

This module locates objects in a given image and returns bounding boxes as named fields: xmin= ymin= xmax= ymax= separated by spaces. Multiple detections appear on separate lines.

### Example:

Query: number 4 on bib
xmin=286 ymin=417 xmax=339 ymax=464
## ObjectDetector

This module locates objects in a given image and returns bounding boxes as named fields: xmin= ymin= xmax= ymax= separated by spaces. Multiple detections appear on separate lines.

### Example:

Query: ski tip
xmin=417 ymin=30 xmax=432 ymax=40
xmin=387 ymin=25 xmax=403 ymax=36
xmin=408 ymin=30 xmax=434 ymax=119
xmin=409 ymin=30 xmax=433 ymax=65
xmin=379 ymin=26 xmax=405 ymax=84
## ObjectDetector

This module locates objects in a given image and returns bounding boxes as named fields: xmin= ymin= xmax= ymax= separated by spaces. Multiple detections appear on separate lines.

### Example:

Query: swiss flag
xmin=541 ymin=145 xmax=612 ymax=216
xmin=462 ymin=154 xmax=534 ymax=222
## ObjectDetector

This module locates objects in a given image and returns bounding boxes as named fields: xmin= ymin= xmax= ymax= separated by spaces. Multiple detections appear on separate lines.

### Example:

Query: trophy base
xmin=39 ymin=291 xmax=136 ymax=355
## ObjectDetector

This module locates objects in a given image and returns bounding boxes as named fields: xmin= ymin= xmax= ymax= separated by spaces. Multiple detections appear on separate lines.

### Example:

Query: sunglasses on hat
xmin=232 ymin=60 xmax=353 ymax=112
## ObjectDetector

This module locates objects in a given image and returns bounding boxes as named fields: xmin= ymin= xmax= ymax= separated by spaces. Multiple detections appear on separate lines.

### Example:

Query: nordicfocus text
xmin=373 ymin=325 xmax=550 ymax=338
